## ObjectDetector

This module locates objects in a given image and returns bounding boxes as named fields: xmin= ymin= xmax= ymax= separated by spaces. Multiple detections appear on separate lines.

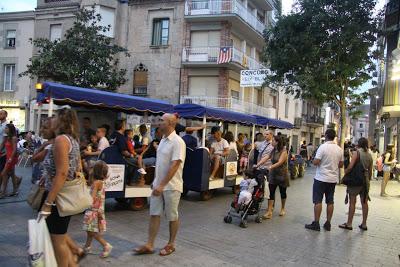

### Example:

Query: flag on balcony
xmin=217 ymin=47 xmax=232 ymax=64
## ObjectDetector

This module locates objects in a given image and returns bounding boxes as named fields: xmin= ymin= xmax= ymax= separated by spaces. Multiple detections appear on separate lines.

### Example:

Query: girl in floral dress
xmin=83 ymin=160 xmax=112 ymax=258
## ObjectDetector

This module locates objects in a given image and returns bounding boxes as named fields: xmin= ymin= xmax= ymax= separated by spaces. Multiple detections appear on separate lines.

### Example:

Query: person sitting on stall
xmin=124 ymin=129 xmax=137 ymax=158
xmin=135 ymin=124 xmax=151 ymax=154
xmin=209 ymin=126 xmax=229 ymax=180
xmin=182 ymin=130 xmax=198 ymax=150
xmin=83 ymin=126 xmax=109 ymax=159
xmin=109 ymin=120 xmax=137 ymax=185
xmin=82 ymin=132 xmax=99 ymax=176
xmin=136 ymin=127 xmax=163 ymax=185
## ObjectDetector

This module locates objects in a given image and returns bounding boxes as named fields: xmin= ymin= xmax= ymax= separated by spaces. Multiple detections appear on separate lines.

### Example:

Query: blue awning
xmin=254 ymin=115 xmax=294 ymax=129
xmin=174 ymin=103 xmax=257 ymax=125
xmin=37 ymin=82 xmax=174 ymax=114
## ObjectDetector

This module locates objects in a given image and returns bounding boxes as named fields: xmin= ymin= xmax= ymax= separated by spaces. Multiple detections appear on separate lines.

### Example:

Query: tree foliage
xmin=20 ymin=7 xmax=130 ymax=91
xmin=263 ymin=0 xmax=382 ymax=146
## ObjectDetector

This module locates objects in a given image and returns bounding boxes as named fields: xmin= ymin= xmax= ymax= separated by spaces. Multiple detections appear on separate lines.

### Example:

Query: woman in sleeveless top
xmin=380 ymin=144 xmax=396 ymax=196
xmin=39 ymin=108 xmax=85 ymax=267
xmin=339 ymin=138 xmax=373 ymax=231
xmin=261 ymin=135 xmax=289 ymax=220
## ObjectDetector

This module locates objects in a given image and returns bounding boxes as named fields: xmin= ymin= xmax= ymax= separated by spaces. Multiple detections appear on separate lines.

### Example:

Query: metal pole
xmin=48 ymin=98 xmax=54 ymax=117
xmin=234 ymin=123 xmax=238 ymax=140
xmin=251 ymin=124 xmax=255 ymax=147
xmin=36 ymin=105 xmax=42 ymax=134
xmin=202 ymin=115 xmax=206 ymax=147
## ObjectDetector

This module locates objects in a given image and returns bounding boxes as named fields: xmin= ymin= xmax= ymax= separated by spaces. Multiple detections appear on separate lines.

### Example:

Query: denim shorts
xmin=312 ymin=179 xmax=336 ymax=204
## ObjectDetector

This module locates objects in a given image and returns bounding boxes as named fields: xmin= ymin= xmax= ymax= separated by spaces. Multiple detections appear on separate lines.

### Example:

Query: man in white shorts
xmin=134 ymin=113 xmax=186 ymax=256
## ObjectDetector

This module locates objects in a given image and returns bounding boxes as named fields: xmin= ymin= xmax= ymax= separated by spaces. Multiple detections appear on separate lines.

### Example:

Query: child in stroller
xmin=224 ymin=169 xmax=266 ymax=228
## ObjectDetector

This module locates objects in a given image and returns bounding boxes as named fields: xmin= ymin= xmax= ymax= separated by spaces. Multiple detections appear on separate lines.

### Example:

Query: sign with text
xmin=105 ymin=164 xmax=125 ymax=192
xmin=240 ymin=69 xmax=269 ymax=87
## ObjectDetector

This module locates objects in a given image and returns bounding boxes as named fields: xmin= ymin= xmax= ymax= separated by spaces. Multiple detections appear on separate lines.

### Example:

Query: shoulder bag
xmin=27 ymin=183 xmax=45 ymax=211
xmin=55 ymin=137 xmax=92 ymax=217
xmin=342 ymin=151 xmax=366 ymax=187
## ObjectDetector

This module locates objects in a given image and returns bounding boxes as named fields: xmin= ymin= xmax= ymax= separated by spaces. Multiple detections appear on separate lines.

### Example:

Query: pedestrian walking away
xmin=134 ymin=113 xmax=186 ymax=257
xmin=305 ymin=129 xmax=343 ymax=232
xmin=339 ymin=137 xmax=372 ymax=231
xmin=380 ymin=144 xmax=397 ymax=197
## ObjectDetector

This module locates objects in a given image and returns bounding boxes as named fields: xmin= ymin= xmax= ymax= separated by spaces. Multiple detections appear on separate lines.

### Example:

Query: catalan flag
xmin=217 ymin=46 xmax=232 ymax=64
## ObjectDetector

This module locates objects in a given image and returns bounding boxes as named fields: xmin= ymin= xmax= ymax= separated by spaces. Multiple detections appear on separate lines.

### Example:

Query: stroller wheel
xmin=255 ymin=216 xmax=263 ymax=223
xmin=239 ymin=220 xmax=248 ymax=228
xmin=224 ymin=216 xmax=232 ymax=224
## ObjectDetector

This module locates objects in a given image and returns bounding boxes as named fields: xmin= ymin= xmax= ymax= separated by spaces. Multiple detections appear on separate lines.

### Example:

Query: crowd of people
xmin=0 ymin=105 xmax=396 ymax=266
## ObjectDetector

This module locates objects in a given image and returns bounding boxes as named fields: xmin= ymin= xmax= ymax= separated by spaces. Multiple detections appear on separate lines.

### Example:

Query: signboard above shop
xmin=240 ymin=69 xmax=269 ymax=87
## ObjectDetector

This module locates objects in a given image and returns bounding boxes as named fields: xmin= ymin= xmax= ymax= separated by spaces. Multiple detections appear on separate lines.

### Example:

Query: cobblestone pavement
xmin=0 ymin=166 xmax=400 ymax=267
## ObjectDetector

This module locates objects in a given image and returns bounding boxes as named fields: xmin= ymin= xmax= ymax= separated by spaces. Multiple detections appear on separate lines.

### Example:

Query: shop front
xmin=0 ymin=99 xmax=26 ymax=131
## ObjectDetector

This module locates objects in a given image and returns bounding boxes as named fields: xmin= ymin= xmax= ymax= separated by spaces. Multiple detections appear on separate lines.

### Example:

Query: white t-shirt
xmin=229 ymin=141 xmax=238 ymax=154
xmin=211 ymin=138 xmax=229 ymax=155
xmin=97 ymin=136 xmax=110 ymax=152
xmin=314 ymin=141 xmax=344 ymax=183
xmin=153 ymin=131 xmax=186 ymax=192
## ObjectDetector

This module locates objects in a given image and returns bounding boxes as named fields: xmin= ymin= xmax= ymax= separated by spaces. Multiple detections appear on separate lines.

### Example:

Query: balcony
xmin=302 ymin=115 xmax=325 ymax=127
xmin=181 ymin=95 xmax=276 ymax=118
xmin=385 ymin=0 xmax=400 ymax=30
xmin=182 ymin=46 xmax=266 ymax=70
xmin=184 ymin=0 xmax=266 ymax=45
xmin=294 ymin=117 xmax=303 ymax=129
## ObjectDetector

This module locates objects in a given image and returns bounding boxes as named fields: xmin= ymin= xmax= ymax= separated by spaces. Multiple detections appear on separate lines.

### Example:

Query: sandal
xmin=279 ymin=210 xmax=286 ymax=217
xmin=358 ymin=224 xmax=368 ymax=231
xmin=159 ymin=244 xmax=175 ymax=256
xmin=262 ymin=212 xmax=272 ymax=220
xmin=76 ymin=247 xmax=87 ymax=263
xmin=134 ymin=245 xmax=154 ymax=255
xmin=100 ymin=243 xmax=113 ymax=258
xmin=339 ymin=223 xmax=353 ymax=230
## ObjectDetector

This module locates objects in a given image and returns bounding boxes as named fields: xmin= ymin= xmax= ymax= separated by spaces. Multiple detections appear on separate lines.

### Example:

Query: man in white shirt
xmin=83 ymin=126 xmax=109 ymax=158
xmin=305 ymin=129 xmax=344 ymax=232
xmin=209 ymin=126 xmax=229 ymax=180
xmin=134 ymin=113 xmax=186 ymax=257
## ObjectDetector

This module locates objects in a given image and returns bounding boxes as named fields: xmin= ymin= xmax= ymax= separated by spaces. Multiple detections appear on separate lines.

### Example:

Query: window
xmin=84 ymin=5 xmax=115 ymax=38
xmin=152 ymin=18 xmax=169 ymax=46
xmin=231 ymin=90 xmax=239 ymax=99
xmin=3 ymin=64 xmax=16 ymax=92
xmin=50 ymin=24 xmax=62 ymax=42
xmin=133 ymin=63 xmax=148 ymax=95
xmin=285 ymin=98 xmax=289 ymax=118
xmin=6 ymin=30 xmax=16 ymax=48
xmin=272 ymin=95 xmax=277 ymax=108
xmin=359 ymin=123 xmax=363 ymax=129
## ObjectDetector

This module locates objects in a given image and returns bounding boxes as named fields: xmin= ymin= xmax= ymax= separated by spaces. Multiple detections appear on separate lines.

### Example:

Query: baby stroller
xmin=223 ymin=169 xmax=266 ymax=228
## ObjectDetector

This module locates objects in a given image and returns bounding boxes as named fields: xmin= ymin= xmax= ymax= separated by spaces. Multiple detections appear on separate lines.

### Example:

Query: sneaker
xmin=305 ymin=221 xmax=320 ymax=231
xmin=100 ymin=243 xmax=113 ymax=258
xmin=209 ymin=176 xmax=214 ymax=181
xmin=323 ymin=221 xmax=331 ymax=231
xmin=137 ymin=168 xmax=147 ymax=175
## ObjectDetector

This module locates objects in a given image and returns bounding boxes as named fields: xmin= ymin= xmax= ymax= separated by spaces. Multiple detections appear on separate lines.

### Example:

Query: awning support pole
xmin=234 ymin=123 xmax=238 ymax=140
xmin=36 ymin=105 xmax=42 ymax=134
xmin=202 ymin=115 xmax=206 ymax=147
xmin=48 ymin=98 xmax=54 ymax=117
xmin=251 ymin=124 xmax=256 ymax=147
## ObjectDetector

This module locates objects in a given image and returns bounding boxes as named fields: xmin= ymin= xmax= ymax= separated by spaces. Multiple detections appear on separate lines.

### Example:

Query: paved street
xmin=0 ymin=166 xmax=399 ymax=267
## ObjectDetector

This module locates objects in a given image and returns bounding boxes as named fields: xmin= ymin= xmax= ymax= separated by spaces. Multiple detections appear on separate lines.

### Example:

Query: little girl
xmin=239 ymin=143 xmax=252 ymax=172
xmin=83 ymin=160 xmax=112 ymax=258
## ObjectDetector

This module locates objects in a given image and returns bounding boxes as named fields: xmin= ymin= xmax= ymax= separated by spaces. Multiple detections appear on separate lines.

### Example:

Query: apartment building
xmin=350 ymin=104 xmax=369 ymax=143
xmin=0 ymin=11 xmax=34 ymax=131
xmin=180 ymin=0 xmax=278 ymax=118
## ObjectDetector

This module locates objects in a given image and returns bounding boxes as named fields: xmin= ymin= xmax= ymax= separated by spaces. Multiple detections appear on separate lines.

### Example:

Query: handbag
xmin=27 ymin=184 xmax=45 ymax=211
xmin=56 ymin=143 xmax=92 ymax=217
xmin=342 ymin=151 xmax=366 ymax=187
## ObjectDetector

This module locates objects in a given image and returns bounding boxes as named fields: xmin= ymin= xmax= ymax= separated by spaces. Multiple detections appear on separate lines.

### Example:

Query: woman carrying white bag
xmin=38 ymin=108 xmax=91 ymax=267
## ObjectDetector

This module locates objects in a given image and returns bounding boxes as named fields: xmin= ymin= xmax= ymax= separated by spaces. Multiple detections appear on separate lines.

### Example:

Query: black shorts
xmin=313 ymin=179 xmax=336 ymax=204
xmin=41 ymin=191 xmax=71 ymax=235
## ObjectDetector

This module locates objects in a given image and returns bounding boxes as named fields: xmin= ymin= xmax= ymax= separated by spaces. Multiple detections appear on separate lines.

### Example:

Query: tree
xmin=20 ymin=7 xmax=130 ymax=91
xmin=263 ymin=0 xmax=382 ymax=147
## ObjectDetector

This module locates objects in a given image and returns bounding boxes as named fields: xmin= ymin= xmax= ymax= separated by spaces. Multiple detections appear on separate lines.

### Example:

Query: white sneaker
xmin=209 ymin=176 xmax=214 ymax=181
xmin=137 ymin=168 xmax=147 ymax=175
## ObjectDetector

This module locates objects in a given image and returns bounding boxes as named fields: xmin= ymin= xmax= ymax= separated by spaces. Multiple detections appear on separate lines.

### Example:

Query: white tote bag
xmin=28 ymin=219 xmax=58 ymax=267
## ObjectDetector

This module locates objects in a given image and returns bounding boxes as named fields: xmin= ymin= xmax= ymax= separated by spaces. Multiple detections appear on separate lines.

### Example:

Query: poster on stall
xmin=104 ymin=164 xmax=125 ymax=192
xmin=240 ymin=69 xmax=269 ymax=87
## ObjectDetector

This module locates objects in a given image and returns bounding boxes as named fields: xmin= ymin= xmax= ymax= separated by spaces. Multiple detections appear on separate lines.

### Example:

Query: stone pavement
xmin=0 ymin=166 xmax=400 ymax=267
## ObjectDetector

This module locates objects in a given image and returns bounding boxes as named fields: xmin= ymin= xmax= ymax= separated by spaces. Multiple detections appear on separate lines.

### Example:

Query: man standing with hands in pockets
xmin=134 ymin=113 xmax=186 ymax=256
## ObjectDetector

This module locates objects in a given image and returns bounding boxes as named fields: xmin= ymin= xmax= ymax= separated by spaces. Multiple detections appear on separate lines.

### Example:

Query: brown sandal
xmin=159 ymin=244 xmax=175 ymax=256
xmin=134 ymin=245 xmax=154 ymax=255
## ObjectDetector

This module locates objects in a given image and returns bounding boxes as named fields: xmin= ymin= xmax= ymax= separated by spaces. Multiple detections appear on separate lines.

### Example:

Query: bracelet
xmin=45 ymin=201 xmax=56 ymax=206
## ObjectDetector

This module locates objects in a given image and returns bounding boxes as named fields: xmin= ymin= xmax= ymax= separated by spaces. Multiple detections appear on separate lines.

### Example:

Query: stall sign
xmin=105 ymin=164 xmax=125 ymax=192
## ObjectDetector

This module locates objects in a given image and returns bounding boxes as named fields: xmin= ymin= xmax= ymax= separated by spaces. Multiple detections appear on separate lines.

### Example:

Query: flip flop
xmin=339 ymin=223 xmax=353 ymax=230
xmin=358 ymin=224 xmax=368 ymax=231
xmin=133 ymin=246 xmax=154 ymax=255
xmin=159 ymin=244 xmax=175 ymax=256
xmin=6 ymin=191 xmax=18 ymax=197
